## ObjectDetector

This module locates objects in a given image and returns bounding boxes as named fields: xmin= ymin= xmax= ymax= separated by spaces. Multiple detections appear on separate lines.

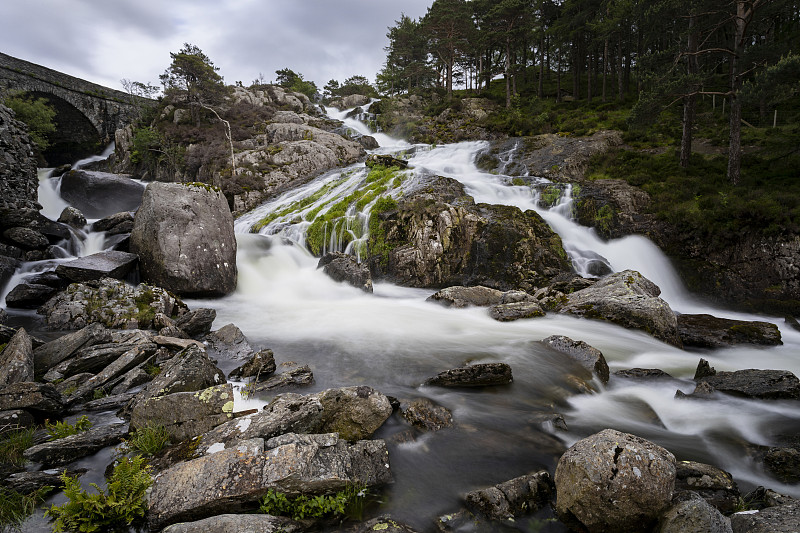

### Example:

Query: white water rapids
xmin=8 ymin=104 xmax=800 ymax=530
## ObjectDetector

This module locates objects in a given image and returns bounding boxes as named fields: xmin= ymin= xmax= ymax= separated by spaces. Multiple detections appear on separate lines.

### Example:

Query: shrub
xmin=46 ymin=455 xmax=152 ymax=532
xmin=258 ymin=485 xmax=368 ymax=521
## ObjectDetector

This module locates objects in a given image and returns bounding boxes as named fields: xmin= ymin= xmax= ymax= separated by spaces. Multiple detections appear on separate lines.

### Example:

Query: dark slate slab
xmin=55 ymin=250 xmax=138 ymax=283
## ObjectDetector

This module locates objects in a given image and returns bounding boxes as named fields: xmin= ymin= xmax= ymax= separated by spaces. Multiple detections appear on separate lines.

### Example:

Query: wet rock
xmin=0 ymin=327 xmax=34 ymax=385
xmin=730 ymin=502 xmax=800 ymax=532
xmin=427 ymin=285 xmax=504 ymax=308
xmin=676 ymin=381 xmax=718 ymax=400
xmin=489 ymin=301 xmax=546 ymax=321
xmin=196 ymin=386 xmax=392 ymax=454
xmin=366 ymin=153 xmax=409 ymax=169
xmin=162 ymin=514 xmax=304 ymax=533
xmin=338 ymin=94 xmax=371 ymax=108
xmin=763 ymin=446 xmax=800 ymax=483
xmin=358 ymin=135 xmax=380 ymax=150
xmin=400 ymin=398 xmax=453 ymax=431
xmin=0 ymin=208 xmax=71 ymax=243
xmin=174 ymin=308 xmax=216 ymax=338
xmin=65 ymin=343 xmax=157 ymax=403
xmin=675 ymin=461 xmax=740 ymax=514
xmin=465 ymin=470 xmax=554 ymax=521
xmin=557 ymin=270 xmax=682 ymax=347
xmin=3 ymin=226 xmax=49 ymax=250
xmin=57 ymin=206 xmax=87 ymax=229
xmin=131 ymin=384 xmax=234 ymax=442
xmin=541 ymin=335 xmax=609 ymax=383
xmin=425 ymin=362 xmax=513 ymax=387
xmin=0 ymin=256 xmax=19 ymax=290
xmin=5 ymin=468 xmax=85 ymax=494
xmin=694 ymin=358 xmax=716 ymax=380
xmin=39 ymin=277 xmax=186 ymax=331
xmin=743 ymin=486 xmax=798 ymax=510
xmin=698 ymin=369 xmax=800 ymax=399
xmin=614 ymin=368 xmax=673 ymax=380
xmin=204 ymin=323 xmax=257 ymax=362
xmin=228 ymin=349 xmax=277 ymax=381
xmin=248 ymin=364 xmax=314 ymax=392
xmin=59 ymin=169 xmax=145 ymax=219
xmin=5 ymin=282 xmax=58 ymax=308
xmin=111 ymin=366 xmax=153 ymax=395
xmin=54 ymin=250 xmax=138 ymax=283
xmin=555 ymin=428 xmax=676 ymax=533
xmin=318 ymin=252 xmax=373 ymax=293
xmin=657 ymin=491 xmax=732 ymax=533
xmin=23 ymin=422 xmax=129 ymax=467
xmin=677 ymin=314 xmax=782 ymax=348
xmin=23 ymin=271 xmax=67 ymax=290
xmin=0 ymin=409 xmax=35 ymax=432
xmin=91 ymin=211 xmax=134 ymax=234
xmin=131 ymin=182 xmax=237 ymax=297
xmin=148 ymin=433 xmax=391 ymax=530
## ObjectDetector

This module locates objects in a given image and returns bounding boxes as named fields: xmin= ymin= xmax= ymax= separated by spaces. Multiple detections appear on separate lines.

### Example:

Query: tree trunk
xmin=617 ymin=37 xmax=624 ymax=101
xmin=680 ymin=14 xmax=699 ymax=168
xmin=602 ymin=38 xmax=609 ymax=103
xmin=505 ymin=38 xmax=512 ymax=108
xmin=727 ymin=1 xmax=748 ymax=185
xmin=538 ymin=33 xmax=545 ymax=98
xmin=587 ymin=48 xmax=593 ymax=103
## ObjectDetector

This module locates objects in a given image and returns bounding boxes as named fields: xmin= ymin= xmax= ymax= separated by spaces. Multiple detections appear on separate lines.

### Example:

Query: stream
xmin=5 ymin=103 xmax=800 ymax=531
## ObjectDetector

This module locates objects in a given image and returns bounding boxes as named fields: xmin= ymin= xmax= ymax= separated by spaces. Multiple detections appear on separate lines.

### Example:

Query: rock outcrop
xmin=557 ymin=270 xmax=682 ymax=347
xmin=368 ymin=176 xmax=572 ymax=290
xmin=0 ymin=104 xmax=38 ymax=212
xmin=130 ymin=182 xmax=237 ymax=297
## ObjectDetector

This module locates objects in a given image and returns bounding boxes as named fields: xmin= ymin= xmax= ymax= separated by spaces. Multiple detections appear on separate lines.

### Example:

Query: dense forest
xmin=377 ymin=0 xmax=800 ymax=184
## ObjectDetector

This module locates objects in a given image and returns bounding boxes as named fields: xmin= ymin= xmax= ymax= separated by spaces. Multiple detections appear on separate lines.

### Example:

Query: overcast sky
xmin=1 ymin=0 xmax=433 ymax=93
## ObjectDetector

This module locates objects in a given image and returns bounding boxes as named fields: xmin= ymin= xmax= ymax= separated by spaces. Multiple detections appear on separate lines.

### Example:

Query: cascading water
xmin=187 ymin=103 xmax=800 ymax=530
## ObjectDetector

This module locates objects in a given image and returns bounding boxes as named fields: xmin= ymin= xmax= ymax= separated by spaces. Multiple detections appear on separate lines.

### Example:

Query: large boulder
xmin=130 ymin=182 xmax=237 ymax=296
xmin=0 ymin=327 xmax=34 ymax=385
xmin=555 ymin=429 xmax=677 ymax=533
xmin=677 ymin=314 xmax=782 ymax=348
xmin=38 ymin=277 xmax=186 ymax=331
xmin=147 ymin=433 xmax=392 ymax=530
xmin=557 ymin=270 xmax=682 ymax=347
xmin=59 ymin=170 xmax=145 ymax=219
xmin=368 ymin=176 xmax=571 ymax=290
xmin=54 ymin=250 xmax=138 ymax=283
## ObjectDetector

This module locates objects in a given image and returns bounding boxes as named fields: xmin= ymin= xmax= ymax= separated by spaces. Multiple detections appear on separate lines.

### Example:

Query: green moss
xmin=540 ymin=185 xmax=561 ymax=208
xmin=185 ymin=181 xmax=221 ymax=193
xmin=595 ymin=204 xmax=615 ymax=235
xmin=133 ymin=288 xmax=158 ymax=326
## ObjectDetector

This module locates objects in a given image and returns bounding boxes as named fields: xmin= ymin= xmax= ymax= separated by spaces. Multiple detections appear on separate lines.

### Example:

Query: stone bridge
xmin=0 ymin=51 xmax=153 ymax=165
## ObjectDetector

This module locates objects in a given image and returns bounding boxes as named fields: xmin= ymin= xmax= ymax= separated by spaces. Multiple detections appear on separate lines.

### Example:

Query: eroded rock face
xmin=131 ymin=182 xmax=237 ymax=297
xmin=557 ymin=270 xmax=682 ymax=347
xmin=368 ymin=176 xmax=572 ymax=290
xmin=148 ymin=433 xmax=392 ymax=530
xmin=555 ymin=429 xmax=676 ymax=533
xmin=0 ymin=104 xmax=38 ymax=212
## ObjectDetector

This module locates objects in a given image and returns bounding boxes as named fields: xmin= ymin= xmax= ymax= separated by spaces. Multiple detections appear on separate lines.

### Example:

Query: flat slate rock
xmin=4 ymin=283 xmax=58 ymax=308
xmin=23 ymin=422 xmax=129 ymax=467
xmin=699 ymin=369 xmax=800 ymax=399
xmin=55 ymin=250 xmax=138 ymax=283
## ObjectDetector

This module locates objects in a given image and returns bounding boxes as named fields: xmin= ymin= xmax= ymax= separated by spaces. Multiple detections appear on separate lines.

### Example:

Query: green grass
xmin=0 ymin=486 xmax=53 ymax=530
xmin=0 ymin=427 xmax=35 ymax=467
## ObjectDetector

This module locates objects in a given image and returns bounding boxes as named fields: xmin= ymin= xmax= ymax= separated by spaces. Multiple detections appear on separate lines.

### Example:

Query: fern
xmin=46 ymin=456 xmax=152 ymax=532
xmin=46 ymin=416 xmax=93 ymax=441
xmin=259 ymin=485 xmax=368 ymax=521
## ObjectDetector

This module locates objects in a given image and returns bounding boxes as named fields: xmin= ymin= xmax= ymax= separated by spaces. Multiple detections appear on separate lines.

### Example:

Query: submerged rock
xmin=147 ymin=433 xmax=391 ymax=530
xmin=425 ymin=363 xmax=513 ymax=387
xmin=131 ymin=182 xmax=237 ymax=297
xmin=677 ymin=314 xmax=782 ymax=348
xmin=557 ymin=270 xmax=682 ymax=347
xmin=427 ymin=285 xmax=504 ymax=308
xmin=400 ymin=398 xmax=453 ymax=431
xmin=488 ymin=301 xmax=545 ymax=322
xmin=555 ymin=428 xmax=676 ymax=533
